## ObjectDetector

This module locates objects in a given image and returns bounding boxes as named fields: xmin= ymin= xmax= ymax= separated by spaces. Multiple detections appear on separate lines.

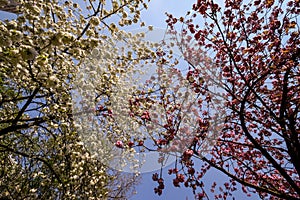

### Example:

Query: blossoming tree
xmin=151 ymin=0 xmax=300 ymax=199
xmin=0 ymin=0 xmax=153 ymax=199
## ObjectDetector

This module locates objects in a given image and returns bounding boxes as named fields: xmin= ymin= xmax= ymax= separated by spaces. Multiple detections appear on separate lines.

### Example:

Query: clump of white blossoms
xmin=72 ymin=30 xmax=158 ymax=172
xmin=0 ymin=0 xmax=153 ymax=199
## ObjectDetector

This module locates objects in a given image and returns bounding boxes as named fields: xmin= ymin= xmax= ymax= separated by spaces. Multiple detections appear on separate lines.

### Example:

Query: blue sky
xmin=129 ymin=1 xmax=196 ymax=199
xmin=140 ymin=0 xmax=194 ymax=28
xmin=131 ymin=2 xmax=198 ymax=199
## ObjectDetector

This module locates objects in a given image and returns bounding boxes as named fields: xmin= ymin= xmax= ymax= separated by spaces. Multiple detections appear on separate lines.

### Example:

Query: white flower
xmin=90 ymin=16 xmax=100 ymax=26
xmin=29 ymin=188 xmax=37 ymax=193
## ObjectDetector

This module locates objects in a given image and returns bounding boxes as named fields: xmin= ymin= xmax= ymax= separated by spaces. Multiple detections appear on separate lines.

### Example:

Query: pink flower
xmin=137 ymin=140 xmax=144 ymax=146
xmin=141 ymin=111 xmax=151 ymax=121
xmin=127 ymin=141 xmax=134 ymax=148
xmin=115 ymin=141 xmax=123 ymax=148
